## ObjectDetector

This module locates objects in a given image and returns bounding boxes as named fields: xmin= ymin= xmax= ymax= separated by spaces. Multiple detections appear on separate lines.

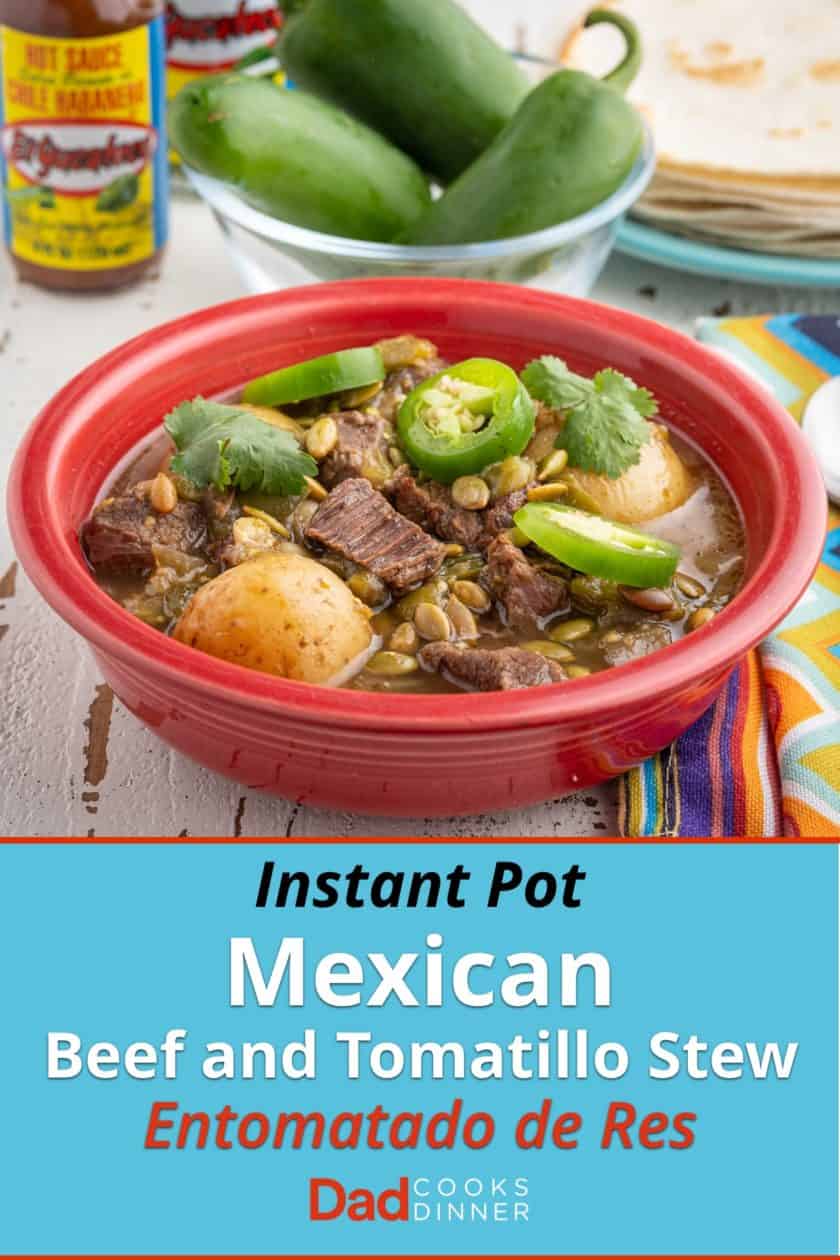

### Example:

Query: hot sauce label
xmin=166 ymin=1 xmax=282 ymax=75
xmin=0 ymin=21 xmax=168 ymax=271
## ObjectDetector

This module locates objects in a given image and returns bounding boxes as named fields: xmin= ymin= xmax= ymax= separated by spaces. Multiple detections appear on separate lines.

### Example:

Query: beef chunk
xmin=419 ymin=643 xmax=566 ymax=692
xmin=82 ymin=487 xmax=208 ymax=575
xmin=306 ymin=477 xmax=445 ymax=595
xmin=484 ymin=535 xmax=568 ymax=629
xmin=389 ymin=474 xmax=529 ymax=550
xmin=390 ymin=473 xmax=484 ymax=549
xmin=481 ymin=489 xmax=529 ymax=540
xmin=202 ymin=486 xmax=243 ymax=567
xmin=599 ymin=622 xmax=672 ymax=667
xmin=370 ymin=358 xmax=447 ymax=424
xmin=319 ymin=410 xmax=394 ymax=489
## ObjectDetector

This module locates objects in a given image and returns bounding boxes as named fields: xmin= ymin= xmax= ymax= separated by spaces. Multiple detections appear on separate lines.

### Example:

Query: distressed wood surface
xmin=2 ymin=0 xmax=838 ymax=840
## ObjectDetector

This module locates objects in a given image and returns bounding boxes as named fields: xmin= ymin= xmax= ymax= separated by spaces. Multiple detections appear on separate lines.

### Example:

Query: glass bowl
xmin=183 ymin=51 xmax=655 ymax=298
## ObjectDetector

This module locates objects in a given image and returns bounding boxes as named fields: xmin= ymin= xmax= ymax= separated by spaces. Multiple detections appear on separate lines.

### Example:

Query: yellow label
xmin=1 ymin=22 xmax=168 ymax=272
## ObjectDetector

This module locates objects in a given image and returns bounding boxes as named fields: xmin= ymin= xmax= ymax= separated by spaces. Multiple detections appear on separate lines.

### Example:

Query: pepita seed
xmin=452 ymin=579 xmax=491 ymax=611
xmin=389 ymin=622 xmax=419 ymax=654
xmin=525 ymin=427 xmax=556 ymax=462
xmin=527 ymin=482 xmax=569 ymax=502
xmin=341 ymin=381 xmax=382 ymax=407
xmin=446 ymin=596 xmax=478 ymax=640
xmin=523 ymin=639 xmax=575 ymax=662
xmin=548 ymin=617 xmax=593 ymax=643
xmin=237 ymin=403 xmax=304 ymax=439
xmin=414 ymin=601 xmax=452 ymax=641
xmin=489 ymin=454 xmax=533 ymax=497
xmin=305 ymin=416 xmax=338 ymax=461
xmin=442 ymin=542 xmax=465 ymax=557
xmin=149 ymin=472 xmax=177 ymax=515
xmin=292 ymin=498 xmax=319 ymax=534
xmin=566 ymin=665 xmax=591 ymax=678
xmin=395 ymin=578 xmax=448 ymax=620
xmin=676 ymin=572 xmax=706 ymax=599
xmin=242 ymin=504 xmax=291 ymax=538
xmin=451 ymin=475 xmax=490 ymax=511
xmin=304 ymin=475 xmax=328 ymax=501
xmin=366 ymin=651 xmax=419 ymax=676
xmin=687 ymin=607 xmax=716 ymax=632
xmin=347 ymin=569 xmax=387 ymax=607
xmin=388 ymin=445 xmax=405 ymax=467
xmin=371 ymin=610 xmax=396 ymax=638
xmin=619 ymin=585 xmax=675 ymax=613
xmin=537 ymin=448 xmax=569 ymax=481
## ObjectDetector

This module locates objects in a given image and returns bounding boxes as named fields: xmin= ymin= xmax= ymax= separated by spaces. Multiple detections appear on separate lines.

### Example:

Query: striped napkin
xmin=620 ymin=314 xmax=840 ymax=838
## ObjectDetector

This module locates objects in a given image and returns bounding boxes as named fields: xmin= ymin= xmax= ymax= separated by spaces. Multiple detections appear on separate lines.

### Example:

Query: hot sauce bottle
xmin=165 ymin=1 xmax=283 ymax=165
xmin=0 ymin=1 xmax=169 ymax=291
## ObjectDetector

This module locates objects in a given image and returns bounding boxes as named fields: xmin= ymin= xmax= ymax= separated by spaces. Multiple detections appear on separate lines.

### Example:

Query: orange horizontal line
xmin=0 ymin=836 xmax=838 ymax=845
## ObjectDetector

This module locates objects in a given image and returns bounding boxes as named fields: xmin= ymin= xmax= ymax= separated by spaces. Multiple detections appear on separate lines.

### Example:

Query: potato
xmin=173 ymin=552 xmax=373 ymax=684
xmin=562 ymin=425 xmax=695 ymax=524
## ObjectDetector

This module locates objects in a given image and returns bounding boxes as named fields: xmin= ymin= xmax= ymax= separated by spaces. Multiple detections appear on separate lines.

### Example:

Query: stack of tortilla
xmin=561 ymin=0 xmax=840 ymax=257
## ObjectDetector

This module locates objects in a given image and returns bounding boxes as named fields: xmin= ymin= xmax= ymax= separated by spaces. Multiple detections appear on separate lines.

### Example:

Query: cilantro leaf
xmin=164 ymin=398 xmax=317 ymax=496
xmin=520 ymin=357 xmax=656 ymax=479
xmin=520 ymin=356 xmax=592 ymax=411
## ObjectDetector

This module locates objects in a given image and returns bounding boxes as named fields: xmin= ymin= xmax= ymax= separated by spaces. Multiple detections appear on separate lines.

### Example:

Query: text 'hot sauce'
xmin=0 ymin=1 xmax=169 ymax=291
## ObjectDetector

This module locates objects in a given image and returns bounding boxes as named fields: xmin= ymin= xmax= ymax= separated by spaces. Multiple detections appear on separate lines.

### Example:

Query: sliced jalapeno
xmin=242 ymin=346 xmax=385 ymax=407
xmin=514 ymin=502 xmax=680 ymax=588
xmin=397 ymin=358 xmax=535 ymax=483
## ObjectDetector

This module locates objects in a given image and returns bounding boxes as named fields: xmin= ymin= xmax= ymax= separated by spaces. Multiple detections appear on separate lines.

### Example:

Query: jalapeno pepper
xmin=514 ymin=502 xmax=680 ymax=588
xmin=278 ymin=0 xmax=530 ymax=183
xmin=397 ymin=359 xmax=535 ymax=483
xmin=403 ymin=10 xmax=644 ymax=246
xmin=242 ymin=346 xmax=385 ymax=407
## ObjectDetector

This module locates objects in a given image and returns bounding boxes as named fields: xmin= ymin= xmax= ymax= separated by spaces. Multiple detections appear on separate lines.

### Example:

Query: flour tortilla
xmin=638 ymin=166 xmax=840 ymax=253
xmin=562 ymin=0 xmax=840 ymax=184
xmin=561 ymin=0 xmax=840 ymax=253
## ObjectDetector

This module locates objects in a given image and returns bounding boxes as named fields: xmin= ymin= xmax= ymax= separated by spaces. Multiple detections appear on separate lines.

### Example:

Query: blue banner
xmin=0 ymin=842 xmax=836 ymax=1255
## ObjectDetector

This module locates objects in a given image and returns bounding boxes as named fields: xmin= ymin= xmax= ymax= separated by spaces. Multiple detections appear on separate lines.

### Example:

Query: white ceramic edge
xmin=803 ymin=376 xmax=840 ymax=504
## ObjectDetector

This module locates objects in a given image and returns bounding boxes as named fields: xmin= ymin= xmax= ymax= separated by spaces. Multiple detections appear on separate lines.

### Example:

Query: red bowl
xmin=8 ymin=279 xmax=826 ymax=817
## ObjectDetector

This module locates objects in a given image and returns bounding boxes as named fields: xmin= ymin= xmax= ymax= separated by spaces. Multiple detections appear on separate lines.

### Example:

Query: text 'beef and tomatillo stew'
xmin=82 ymin=335 xmax=744 ymax=694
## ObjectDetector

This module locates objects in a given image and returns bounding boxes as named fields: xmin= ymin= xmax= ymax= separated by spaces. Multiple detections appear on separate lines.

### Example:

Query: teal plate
xmin=616 ymin=218 xmax=840 ymax=289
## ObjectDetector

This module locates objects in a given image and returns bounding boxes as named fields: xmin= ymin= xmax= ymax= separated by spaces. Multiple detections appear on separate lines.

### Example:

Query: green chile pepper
xmin=403 ymin=11 xmax=644 ymax=245
xmin=279 ymin=0 xmax=530 ymax=183
xmin=515 ymin=502 xmax=680 ymax=588
xmin=243 ymin=347 xmax=385 ymax=406
xmin=169 ymin=73 xmax=431 ymax=242
xmin=96 ymin=173 xmax=139 ymax=212
xmin=397 ymin=360 xmax=535 ymax=483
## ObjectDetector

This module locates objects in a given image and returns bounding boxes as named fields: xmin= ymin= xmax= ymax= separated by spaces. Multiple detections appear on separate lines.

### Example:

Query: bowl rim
xmin=8 ymin=277 xmax=827 ymax=734
xmin=183 ymin=123 xmax=656 ymax=262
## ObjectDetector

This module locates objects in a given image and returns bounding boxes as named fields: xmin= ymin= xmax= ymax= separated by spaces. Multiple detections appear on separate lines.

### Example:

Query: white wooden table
xmin=2 ymin=199 xmax=835 ymax=837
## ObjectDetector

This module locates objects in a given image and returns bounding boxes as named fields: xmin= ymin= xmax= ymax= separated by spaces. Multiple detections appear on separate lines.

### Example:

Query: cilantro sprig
xmin=164 ymin=398 xmax=317 ymax=496
xmin=520 ymin=356 xmax=656 ymax=479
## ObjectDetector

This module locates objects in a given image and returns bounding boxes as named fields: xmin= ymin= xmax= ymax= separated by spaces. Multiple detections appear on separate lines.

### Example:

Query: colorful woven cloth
xmin=620 ymin=314 xmax=840 ymax=837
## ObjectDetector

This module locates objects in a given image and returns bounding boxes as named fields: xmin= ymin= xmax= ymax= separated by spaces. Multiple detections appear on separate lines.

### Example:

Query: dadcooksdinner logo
xmin=309 ymin=1173 xmax=531 ymax=1224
